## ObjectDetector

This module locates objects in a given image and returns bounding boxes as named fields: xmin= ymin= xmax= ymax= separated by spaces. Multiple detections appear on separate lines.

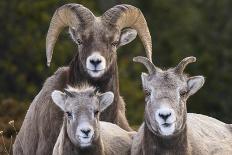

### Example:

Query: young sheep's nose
xmin=81 ymin=128 xmax=91 ymax=136
xmin=159 ymin=113 xmax=171 ymax=121
xmin=90 ymin=59 xmax=102 ymax=67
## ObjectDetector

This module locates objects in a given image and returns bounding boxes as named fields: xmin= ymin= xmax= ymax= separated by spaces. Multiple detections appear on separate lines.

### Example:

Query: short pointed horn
xmin=46 ymin=4 xmax=94 ymax=66
xmin=102 ymin=4 xmax=152 ymax=60
xmin=175 ymin=56 xmax=196 ymax=74
xmin=133 ymin=56 xmax=157 ymax=74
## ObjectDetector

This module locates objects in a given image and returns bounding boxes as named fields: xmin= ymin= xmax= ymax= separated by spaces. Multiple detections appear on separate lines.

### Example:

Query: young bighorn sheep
xmin=131 ymin=56 xmax=232 ymax=155
xmin=13 ymin=3 xmax=152 ymax=155
xmin=51 ymin=85 xmax=133 ymax=155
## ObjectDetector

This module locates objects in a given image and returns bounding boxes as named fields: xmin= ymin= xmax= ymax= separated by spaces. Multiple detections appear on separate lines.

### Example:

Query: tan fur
xmin=132 ymin=114 xmax=232 ymax=155
xmin=131 ymin=56 xmax=232 ymax=155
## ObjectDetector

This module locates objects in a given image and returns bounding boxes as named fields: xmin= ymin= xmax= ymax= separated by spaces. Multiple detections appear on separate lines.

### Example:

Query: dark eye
xmin=76 ymin=39 xmax=82 ymax=45
xmin=111 ymin=41 xmax=119 ymax=47
xmin=94 ymin=110 xmax=99 ymax=116
xmin=144 ymin=89 xmax=151 ymax=97
xmin=66 ymin=111 xmax=72 ymax=118
xmin=180 ymin=90 xmax=187 ymax=96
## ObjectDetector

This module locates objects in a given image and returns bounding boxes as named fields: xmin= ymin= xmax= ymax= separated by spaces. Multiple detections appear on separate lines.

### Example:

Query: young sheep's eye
xmin=76 ymin=39 xmax=82 ymax=45
xmin=111 ymin=41 xmax=119 ymax=47
xmin=180 ymin=90 xmax=187 ymax=97
xmin=66 ymin=111 xmax=72 ymax=118
xmin=94 ymin=110 xmax=99 ymax=116
xmin=144 ymin=89 xmax=151 ymax=97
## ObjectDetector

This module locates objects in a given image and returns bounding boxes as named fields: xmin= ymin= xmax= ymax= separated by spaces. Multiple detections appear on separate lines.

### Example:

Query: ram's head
xmin=46 ymin=4 xmax=152 ymax=78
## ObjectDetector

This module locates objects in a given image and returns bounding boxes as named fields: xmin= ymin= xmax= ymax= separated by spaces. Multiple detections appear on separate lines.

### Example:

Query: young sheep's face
xmin=135 ymin=56 xmax=205 ymax=137
xmin=69 ymin=21 xmax=137 ymax=78
xmin=51 ymin=87 xmax=114 ymax=148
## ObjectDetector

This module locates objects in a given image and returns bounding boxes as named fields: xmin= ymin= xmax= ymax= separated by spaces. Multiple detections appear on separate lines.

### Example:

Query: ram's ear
xmin=118 ymin=28 xmax=137 ymax=47
xmin=51 ymin=90 xmax=66 ymax=111
xmin=187 ymin=76 xmax=205 ymax=96
xmin=98 ymin=92 xmax=114 ymax=112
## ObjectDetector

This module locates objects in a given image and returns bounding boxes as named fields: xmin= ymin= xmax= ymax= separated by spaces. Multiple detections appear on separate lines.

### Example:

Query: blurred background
xmin=0 ymin=0 xmax=232 ymax=153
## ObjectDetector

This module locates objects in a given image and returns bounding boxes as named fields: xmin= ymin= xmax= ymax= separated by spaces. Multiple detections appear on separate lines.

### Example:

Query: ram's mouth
xmin=88 ymin=69 xmax=104 ymax=73
xmin=162 ymin=123 xmax=172 ymax=127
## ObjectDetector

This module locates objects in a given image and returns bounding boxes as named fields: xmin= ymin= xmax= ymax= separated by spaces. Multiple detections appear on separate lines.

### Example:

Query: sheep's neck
xmin=63 ymin=121 xmax=104 ymax=155
xmin=143 ymin=123 xmax=190 ymax=155
xmin=68 ymin=53 xmax=119 ymax=123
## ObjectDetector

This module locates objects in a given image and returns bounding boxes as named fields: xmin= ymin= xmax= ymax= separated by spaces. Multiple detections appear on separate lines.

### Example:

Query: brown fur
xmin=14 ymin=4 xmax=152 ymax=154
xmin=13 ymin=5 xmax=140 ymax=154
xmin=13 ymin=55 xmax=131 ymax=154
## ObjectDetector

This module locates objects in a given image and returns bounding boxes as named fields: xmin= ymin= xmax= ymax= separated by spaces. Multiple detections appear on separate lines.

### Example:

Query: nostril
xmin=90 ymin=60 xmax=95 ymax=65
xmin=81 ymin=129 xmax=91 ymax=136
xmin=90 ymin=59 xmax=101 ymax=66
xmin=159 ymin=113 xmax=171 ymax=121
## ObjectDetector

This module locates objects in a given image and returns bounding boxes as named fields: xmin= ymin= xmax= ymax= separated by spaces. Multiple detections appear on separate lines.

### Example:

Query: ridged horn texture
xmin=102 ymin=4 xmax=152 ymax=61
xmin=133 ymin=56 xmax=156 ymax=74
xmin=175 ymin=56 xmax=196 ymax=74
xmin=46 ymin=4 xmax=94 ymax=67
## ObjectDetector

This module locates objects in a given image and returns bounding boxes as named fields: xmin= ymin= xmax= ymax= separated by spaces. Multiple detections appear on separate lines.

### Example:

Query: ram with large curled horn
xmin=13 ymin=3 xmax=152 ymax=155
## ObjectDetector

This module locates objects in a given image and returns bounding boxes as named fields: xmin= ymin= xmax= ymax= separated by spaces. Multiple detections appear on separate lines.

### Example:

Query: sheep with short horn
xmin=131 ymin=56 xmax=232 ymax=155
xmin=51 ymin=85 xmax=134 ymax=155
xmin=13 ymin=4 xmax=152 ymax=155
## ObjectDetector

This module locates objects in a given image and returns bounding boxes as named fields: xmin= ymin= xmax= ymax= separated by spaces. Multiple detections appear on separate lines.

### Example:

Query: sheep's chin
xmin=159 ymin=123 xmax=175 ymax=136
xmin=87 ymin=69 xmax=105 ymax=78
xmin=78 ymin=136 xmax=93 ymax=148
xmin=79 ymin=142 xmax=92 ymax=148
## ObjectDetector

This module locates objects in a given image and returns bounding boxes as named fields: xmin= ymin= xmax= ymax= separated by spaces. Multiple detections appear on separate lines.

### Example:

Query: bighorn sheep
xmin=51 ymin=85 xmax=133 ymax=155
xmin=131 ymin=56 xmax=232 ymax=155
xmin=13 ymin=3 xmax=152 ymax=155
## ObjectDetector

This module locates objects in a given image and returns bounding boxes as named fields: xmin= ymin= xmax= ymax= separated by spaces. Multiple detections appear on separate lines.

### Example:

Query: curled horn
xmin=102 ymin=4 xmax=152 ymax=60
xmin=46 ymin=4 xmax=94 ymax=67
xmin=133 ymin=56 xmax=157 ymax=74
xmin=175 ymin=56 xmax=196 ymax=74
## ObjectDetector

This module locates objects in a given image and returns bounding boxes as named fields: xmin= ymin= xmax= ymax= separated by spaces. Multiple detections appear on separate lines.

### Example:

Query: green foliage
xmin=0 ymin=0 xmax=232 ymax=141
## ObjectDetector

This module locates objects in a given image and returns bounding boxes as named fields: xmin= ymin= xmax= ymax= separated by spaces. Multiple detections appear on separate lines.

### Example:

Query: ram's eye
xmin=94 ymin=110 xmax=99 ymax=116
xmin=66 ymin=111 xmax=72 ymax=118
xmin=144 ymin=89 xmax=151 ymax=97
xmin=76 ymin=39 xmax=82 ymax=45
xmin=111 ymin=41 xmax=119 ymax=47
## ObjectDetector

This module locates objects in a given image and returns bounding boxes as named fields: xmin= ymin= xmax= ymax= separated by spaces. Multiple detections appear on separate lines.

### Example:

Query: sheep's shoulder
xmin=100 ymin=122 xmax=133 ymax=155
xmin=187 ymin=113 xmax=232 ymax=154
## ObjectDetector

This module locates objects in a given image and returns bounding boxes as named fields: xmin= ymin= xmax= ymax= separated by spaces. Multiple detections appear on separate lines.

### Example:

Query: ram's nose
xmin=86 ymin=52 xmax=106 ymax=71
xmin=90 ymin=59 xmax=102 ymax=68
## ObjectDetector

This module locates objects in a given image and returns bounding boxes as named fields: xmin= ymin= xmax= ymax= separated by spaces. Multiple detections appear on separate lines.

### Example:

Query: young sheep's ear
xmin=118 ymin=28 xmax=137 ymax=47
xmin=187 ymin=76 xmax=205 ymax=96
xmin=98 ymin=92 xmax=114 ymax=112
xmin=51 ymin=90 xmax=66 ymax=111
